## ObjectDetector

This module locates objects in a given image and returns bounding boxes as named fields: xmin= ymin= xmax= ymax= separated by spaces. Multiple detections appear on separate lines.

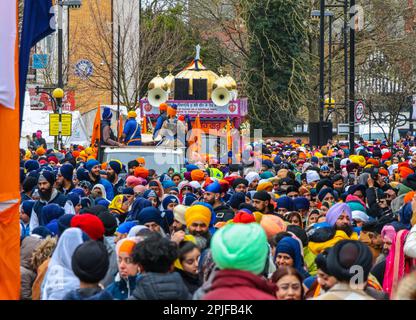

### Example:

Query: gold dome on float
xmin=213 ymin=75 xmax=233 ymax=91
xmin=164 ymin=65 xmax=175 ymax=92
xmin=174 ymin=45 xmax=219 ymax=99
xmin=148 ymin=74 xmax=168 ymax=91
xmin=224 ymin=73 xmax=237 ymax=91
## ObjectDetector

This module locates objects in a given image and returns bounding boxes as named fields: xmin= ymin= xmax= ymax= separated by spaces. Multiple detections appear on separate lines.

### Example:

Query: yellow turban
xmin=256 ymin=181 xmax=273 ymax=192
xmin=36 ymin=147 xmax=46 ymax=156
xmin=109 ymin=195 xmax=127 ymax=214
xmin=128 ymin=111 xmax=137 ymax=118
xmin=253 ymin=211 xmax=263 ymax=223
xmin=24 ymin=150 xmax=32 ymax=160
xmin=350 ymin=155 xmax=366 ymax=167
xmin=185 ymin=205 xmax=211 ymax=228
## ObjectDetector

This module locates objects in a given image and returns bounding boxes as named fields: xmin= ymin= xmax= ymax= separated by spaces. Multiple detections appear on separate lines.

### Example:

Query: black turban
xmin=326 ymin=240 xmax=373 ymax=282
xmin=71 ymin=240 xmax=109 ymax=284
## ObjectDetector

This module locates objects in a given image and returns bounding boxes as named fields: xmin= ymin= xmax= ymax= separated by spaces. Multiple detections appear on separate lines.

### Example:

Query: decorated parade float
xmin=140 ymin=45 xmax=249 ymax=163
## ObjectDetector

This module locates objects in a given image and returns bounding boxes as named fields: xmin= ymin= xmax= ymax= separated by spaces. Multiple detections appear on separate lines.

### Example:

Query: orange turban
xmin=404 ymin=191 xmax=416 ymax=204
xmin=191 ymin=169 xmax=205 ymax=182
xmin=367 ymin=158 xmax=379 ymax=167
xmin=72 ymin=151 xmax=80 ymax=158
xmin=256 ymin=181 xmax=273 ymax=192
xmin=101 ymin=162 xmax=108 ymax=170
xmin=159 ymin=103 xmax=169 ymax=112
xmin=260 ymin=214 xmax=287 ymax=239
xmin=399 ymin=166 xmax=414 ymax=179
xmin=134 ymin=167 xmax=149 ymax=179
xmin=136 ymin=157 xmax=145 ymax=165
xmin=36 ymin=147 xmax=46 ymax=156
xmin=379 ymin=168 xmax=388 ymax=177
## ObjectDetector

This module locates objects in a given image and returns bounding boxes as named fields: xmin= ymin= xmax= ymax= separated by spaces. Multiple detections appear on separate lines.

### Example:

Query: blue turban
xmin=162 ymin=180 xmax=176 ymax=189
xmin=228 ymin=192 xmax=246 ymax=210
xmin=116 ymin=221 xmax=138 ymax=234
xmin=162 ymin=195 xmax=179 ymax=210
xmin=122 ymin=187 xmax=134 ymax=195
xmin=108 ymin=160 xmax=122 ymax=174
xmin=186 ymin=164 xmax=199 ymax=172
xmin=127 ymin=197 xmax=152 ymax=221
xmin=40 ymin=204 xmax=65 ymax=226
xmin=95 ymin=198 xmax=110 ymax=208
xmin=143 ymin=189 xmax=158 ymax=199
xmin=311 ymin=156 xmax=319 ymax=164
xmin=262 ymin=160 xmax=274 ymax=169
xmin=277 ymin=196 xmax=294 ymax=211
xmin=71 ymin=188 xmax=86 ymax=198
xmin=138 ymin=207 xmax=162 ymax=226
xmin=25 ymin=160 xmax=40 ymax=173
xmin=58 ymin=163 xmax=74 ymax=181
xmin=85 ymin=159 xmax=100 ymax=172
xmin=275 ymin=236 xmax=305 ymax=277
xmin=21 ymin=200 xmax=35 ymax=217
xmin=57 ymin=214 xmax=74 ymax=237
xmin=318 ymin=188 xmax=338 ymax=202
xmin=274 ymin=156 xmax=282 ymax=165
xmin=204 ymin=181 xmax=221 ymax=193
xmin=183 ymin=193 xmax=197 ymax=206
xmin=31 ymin=226 xmax=52 ymax=239
xmin=45 ymin=219 xmax=59 ymax=236
xmin=76 ymin=168 xmax=90 ymax=182
xmin=293 ymin=197 xmax=310 ymax=211
xmin=399 ymin=202 xmax=413 ymax=229
xmin=320 ymin=165 xmax=330 ymax=171
xmin=67 ymin=192 xmax=81 ymax=207
xmin=102 ymin=107 xmax=112 ymax=120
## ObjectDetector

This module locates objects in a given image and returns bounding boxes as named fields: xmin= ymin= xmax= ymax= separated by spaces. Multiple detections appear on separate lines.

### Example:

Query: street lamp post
xmin=349 ymin=0 xmax=356 ymax=155
xmin=319 ymin=0 xmax=325 ymax=126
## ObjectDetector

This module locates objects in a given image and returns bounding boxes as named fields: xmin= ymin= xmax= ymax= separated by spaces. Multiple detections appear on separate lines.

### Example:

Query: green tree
xmin=243 ymin=0 xmax=309 ymax=136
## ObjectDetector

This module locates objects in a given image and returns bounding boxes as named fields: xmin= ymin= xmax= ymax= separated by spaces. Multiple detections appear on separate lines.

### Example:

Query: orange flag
xmin=226 ymin=117 xmax=232 ymax=152
xmin=91 ymin=103 xmax=101 ymax=147
xmin=141 ymin=116 xmax=147 ymax=134
xmin=118 ymin=115 xmax=123 ymax=140
xmin=194 ymin=113 xmax=202 ymax=153
xmin=0 ymin=0 xmax=20 ymax=299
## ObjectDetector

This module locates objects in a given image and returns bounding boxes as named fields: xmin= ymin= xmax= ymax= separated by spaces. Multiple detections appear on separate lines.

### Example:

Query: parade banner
xmin=140 ymin=99 xmax=248 ymax=117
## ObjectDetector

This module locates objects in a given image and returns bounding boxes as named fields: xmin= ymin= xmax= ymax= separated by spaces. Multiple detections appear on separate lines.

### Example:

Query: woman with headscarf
xmin=41 ymin=228 xmax=88 ymax=300
xmin=125 ymin=197 xmax=153 ymax=222
xmin=383 ymin=229 xmax=416 ymax=298
xmin=108 ymin=195 xmax=130 ymax=224
xmin=91 ymin=184 xmax=107 ymax=202
xmin=174 ymin=238 xmax=202 ymax=294
xmin=274 ymin=236 xmax=310 ymax=280
xmin=147 ymin=180 xmax=164 ymax=201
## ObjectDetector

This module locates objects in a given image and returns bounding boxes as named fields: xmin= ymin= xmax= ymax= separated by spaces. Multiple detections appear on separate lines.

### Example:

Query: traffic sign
xmin=355 ymin=100 xmax=365 ymax=122
xmin=49 ymin=113 xmax=72 ymax=136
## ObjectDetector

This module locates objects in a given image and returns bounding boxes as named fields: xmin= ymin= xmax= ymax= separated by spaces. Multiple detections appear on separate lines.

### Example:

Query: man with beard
xmin=85 ymin=159 xmax=114 ymax=201
xmin=319 ymin=165 xmax=331 ymax=180
xmin=325 ymin=203 xmax=358 ymax=239
xmin=203 ymin=180 xmax=234 ymax=223
xmin=107 ymin=160 xmax=125 ymax=196
xmin=55 ymin=163 xmax=75 ymax=195
xmin=29 ymin=170 xmax=75 ymax=231
xmin=184 ymin=204 xmax=213 ymax=252
xmin=252 ymin=191 xmax=275 ymax=215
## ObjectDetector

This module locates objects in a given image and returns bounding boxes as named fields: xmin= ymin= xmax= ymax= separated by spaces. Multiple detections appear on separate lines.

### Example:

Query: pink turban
xmin=126 ymin=176 xmax=146 ymax=187
xmin=133 ymin=185 xmax=146 ymax=195
xmin=381 ymin=225 xmax=396 ymax=243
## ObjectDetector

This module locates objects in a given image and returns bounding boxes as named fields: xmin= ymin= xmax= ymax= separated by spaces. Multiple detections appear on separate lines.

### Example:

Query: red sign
xmin=29 ymin=88 xmax=75 ymax=111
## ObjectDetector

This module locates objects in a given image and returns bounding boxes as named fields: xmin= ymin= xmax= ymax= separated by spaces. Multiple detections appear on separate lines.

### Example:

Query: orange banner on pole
xmin=194 ymin=113 xmax=202 ymax=154
xmin=91 ymin=103 xmax=101 ymax=147
xmin=118 ymin=116 xmax=123 ymax=140
xmin=141 ymin=116 xmax=147 ymax=134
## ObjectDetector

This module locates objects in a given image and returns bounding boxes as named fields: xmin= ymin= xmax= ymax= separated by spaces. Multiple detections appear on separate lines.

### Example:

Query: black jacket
xmin=129 ymin=272 xmax=191 ymax=300
xmin=366 ymin=187 xmax=391 ymax=218
xmin=175 ymin=268 xmax=202 ymax=295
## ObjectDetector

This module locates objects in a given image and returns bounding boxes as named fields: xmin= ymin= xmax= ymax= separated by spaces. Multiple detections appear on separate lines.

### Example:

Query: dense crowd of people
xmin=18 ymin=132 xmax=416 ymax=300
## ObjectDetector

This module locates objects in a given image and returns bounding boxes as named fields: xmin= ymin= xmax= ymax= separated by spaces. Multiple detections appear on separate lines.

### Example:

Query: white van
xmin=103 ymin=146 xmax=185 ymax=173
xmin=358 ymin=125 xmax=400 ymax=143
